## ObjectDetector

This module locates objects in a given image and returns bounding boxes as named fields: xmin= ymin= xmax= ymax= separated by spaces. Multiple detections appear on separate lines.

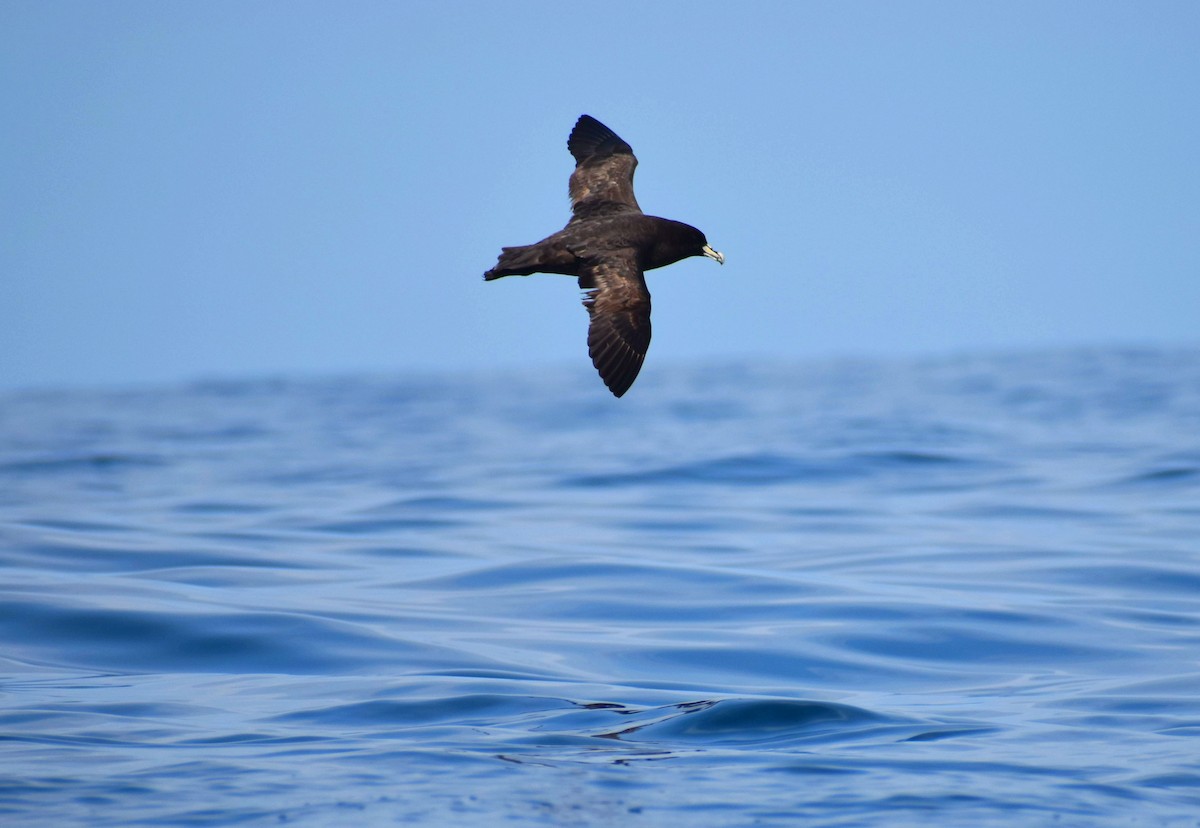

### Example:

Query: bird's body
xmin=484 ymin=115 xmax=723 ymax=397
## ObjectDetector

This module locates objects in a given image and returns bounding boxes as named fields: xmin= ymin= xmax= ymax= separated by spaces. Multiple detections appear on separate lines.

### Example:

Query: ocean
xmin=1 ymin=347 xmax=1198 ymax=826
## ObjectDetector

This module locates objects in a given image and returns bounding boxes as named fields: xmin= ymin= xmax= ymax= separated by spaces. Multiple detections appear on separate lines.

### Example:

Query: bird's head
xmin=677 ymin=222 xmax=725 ymax=266
xmin=646 ymin=220 xmax=725 ymax=270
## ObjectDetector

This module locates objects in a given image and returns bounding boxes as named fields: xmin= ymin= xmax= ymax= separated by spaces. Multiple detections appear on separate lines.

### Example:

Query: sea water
xmin=1 ymin=348 xmax=1199 ymax=826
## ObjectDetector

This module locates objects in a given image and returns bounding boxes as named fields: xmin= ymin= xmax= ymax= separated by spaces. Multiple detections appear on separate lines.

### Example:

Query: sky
xmin=2 ymin=1 xmax=1198 ymax=391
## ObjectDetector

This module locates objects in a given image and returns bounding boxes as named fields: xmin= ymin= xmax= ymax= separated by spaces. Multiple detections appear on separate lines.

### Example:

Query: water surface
xmin=2 ymin=348 xmax=1199 ymax=825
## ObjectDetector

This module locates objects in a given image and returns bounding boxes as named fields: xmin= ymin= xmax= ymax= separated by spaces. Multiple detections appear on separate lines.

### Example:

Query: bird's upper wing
xmin=579 ymin=251 xmax=651 ymax=398
xmin=567 ymin=115 xmax=642 ymax=221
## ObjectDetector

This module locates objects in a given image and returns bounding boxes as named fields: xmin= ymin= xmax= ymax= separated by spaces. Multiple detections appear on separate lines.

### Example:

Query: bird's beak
xmin=702 ymin=244 xmax=725 ymax=265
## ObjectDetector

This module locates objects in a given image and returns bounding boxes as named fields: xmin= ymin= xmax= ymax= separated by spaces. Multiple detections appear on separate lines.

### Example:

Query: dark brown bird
xmin=484 ymin=115 xmax=724 ymax=397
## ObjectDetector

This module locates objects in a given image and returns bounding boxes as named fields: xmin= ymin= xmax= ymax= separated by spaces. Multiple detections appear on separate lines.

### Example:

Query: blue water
xmin=2 ymin=348 xmax=1199 ymax=826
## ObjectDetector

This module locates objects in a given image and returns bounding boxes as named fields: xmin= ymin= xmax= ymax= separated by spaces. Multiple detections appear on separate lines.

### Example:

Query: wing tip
xmin=568 ymin=115 xmax=633 ymax=163
xmin=588 ymin=337 xmax=646 ymax=399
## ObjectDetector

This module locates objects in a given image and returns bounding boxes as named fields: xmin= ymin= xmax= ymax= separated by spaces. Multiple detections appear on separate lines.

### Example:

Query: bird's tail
xmin=483 ymin=245 xmax=540 ymax=281
xmin=483 ymin=242 xmax=575 ymax=281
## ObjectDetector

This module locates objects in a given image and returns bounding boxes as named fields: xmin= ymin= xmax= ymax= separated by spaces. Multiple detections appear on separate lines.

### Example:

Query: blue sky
xmin=3 ymin=1 xmax=1197 ymax=390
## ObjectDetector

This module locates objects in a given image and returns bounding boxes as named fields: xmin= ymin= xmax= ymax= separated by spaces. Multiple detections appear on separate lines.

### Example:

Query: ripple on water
xmin=564 ymin=449 xmax=1001 ymax=490
xmin=0 ymin=599 xmax=469 ymax=675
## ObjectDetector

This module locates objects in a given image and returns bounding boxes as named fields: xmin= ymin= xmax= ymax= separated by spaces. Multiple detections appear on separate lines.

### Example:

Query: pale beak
xmin=702 ymin=244 xmax=725 ymax=265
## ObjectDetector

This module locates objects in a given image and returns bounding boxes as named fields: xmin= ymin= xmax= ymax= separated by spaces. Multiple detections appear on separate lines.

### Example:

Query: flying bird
xmin=484 ymin=115 xmax=724 ymax=397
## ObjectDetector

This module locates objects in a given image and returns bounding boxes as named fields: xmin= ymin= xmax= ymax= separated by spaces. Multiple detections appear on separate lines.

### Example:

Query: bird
xmin=484 ymin=115 xmax=724 ymax=397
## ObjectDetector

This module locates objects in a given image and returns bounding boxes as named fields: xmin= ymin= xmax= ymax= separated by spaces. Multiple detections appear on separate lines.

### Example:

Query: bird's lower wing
xmin=579 ymin=253 xmax=651 ymax=398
